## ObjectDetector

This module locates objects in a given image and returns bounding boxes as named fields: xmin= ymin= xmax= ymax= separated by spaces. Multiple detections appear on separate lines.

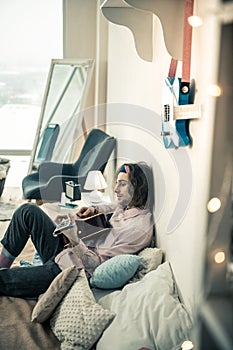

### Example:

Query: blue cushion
xmin=90 ymin=254 xmax=141 ymax=289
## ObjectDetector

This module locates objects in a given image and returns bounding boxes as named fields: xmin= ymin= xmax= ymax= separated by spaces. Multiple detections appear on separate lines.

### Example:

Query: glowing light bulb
xmin=207 ymin=197 xmax=221 ymax=213
xmin=207 ymin=84 xmax=222 ymax=97
xmin=214 ymin=251 xmax=225 ymax=264
xmin=181 ymin=340 xmax=194 ymax=350
xmin=188 ymin=15 xmax=203 ymax=27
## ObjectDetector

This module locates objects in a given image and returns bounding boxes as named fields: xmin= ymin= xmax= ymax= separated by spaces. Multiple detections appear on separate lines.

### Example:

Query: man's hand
xmin=54 ymin=214 xmax=69 ymax=225
xmin=76 ymin=206 xmax=95 ymax=218
xmin=54 ymin=213 xmax=80 ymax=245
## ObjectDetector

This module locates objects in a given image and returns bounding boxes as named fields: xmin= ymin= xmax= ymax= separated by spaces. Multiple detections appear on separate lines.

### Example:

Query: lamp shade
xmin=84 ymin=171 xmax=107 ymax=203
xmin=84 ymin=170 xmax=107 ymax=190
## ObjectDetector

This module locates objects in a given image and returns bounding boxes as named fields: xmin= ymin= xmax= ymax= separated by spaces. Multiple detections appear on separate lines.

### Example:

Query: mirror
xmin=28 ymin=58 xmax=94 ymax=172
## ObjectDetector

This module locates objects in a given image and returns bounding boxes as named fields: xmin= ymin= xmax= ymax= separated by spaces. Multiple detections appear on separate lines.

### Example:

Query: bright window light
xmin=0 ymin=0 xmax=63 ymax=151
xmin=0 ymin=0 xmax=63 ymax=186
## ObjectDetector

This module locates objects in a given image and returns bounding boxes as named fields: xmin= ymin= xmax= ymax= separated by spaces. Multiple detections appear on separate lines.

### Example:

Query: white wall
xmin=63 ymin=0 xmax=225 ymax=320
xmin=104 ymin=3 xmax=219 ymax=315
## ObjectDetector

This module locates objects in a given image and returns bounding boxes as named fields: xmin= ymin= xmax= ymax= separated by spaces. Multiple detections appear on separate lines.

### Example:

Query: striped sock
xmin=0 ymin=247 xmax=15 ymax=268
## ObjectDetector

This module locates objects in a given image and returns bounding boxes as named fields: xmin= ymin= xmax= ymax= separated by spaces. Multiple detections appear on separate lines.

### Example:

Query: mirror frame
xmin=28 ymin=58 xmax=94 ymax=173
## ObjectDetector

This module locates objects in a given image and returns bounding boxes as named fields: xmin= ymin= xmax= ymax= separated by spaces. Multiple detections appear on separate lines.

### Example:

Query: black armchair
xmin=22 ymin=128 xmax=116 ymax=201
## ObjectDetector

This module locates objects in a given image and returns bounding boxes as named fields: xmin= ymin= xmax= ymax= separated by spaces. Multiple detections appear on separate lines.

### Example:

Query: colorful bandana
xmin=119 ymin=165 xmax=130 ymax=174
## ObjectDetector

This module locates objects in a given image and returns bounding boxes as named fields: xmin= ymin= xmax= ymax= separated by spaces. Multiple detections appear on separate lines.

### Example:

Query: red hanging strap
xmin=168 ymin=58 xmax=178 ymax=78
xmin=182 ymin=0 xmax=194 ymax=83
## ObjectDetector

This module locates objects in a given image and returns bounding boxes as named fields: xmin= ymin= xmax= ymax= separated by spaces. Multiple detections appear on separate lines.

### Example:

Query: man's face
xmin=114 ymin=172 xmax=133 ymax=207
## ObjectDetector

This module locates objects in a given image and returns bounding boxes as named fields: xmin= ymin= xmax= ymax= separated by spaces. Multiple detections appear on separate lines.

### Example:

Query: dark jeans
xmin=0 ymin=203 xmax=64 ymax=297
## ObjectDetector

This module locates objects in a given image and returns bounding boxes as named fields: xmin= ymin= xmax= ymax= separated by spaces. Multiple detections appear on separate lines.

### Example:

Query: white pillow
xmin=50 ymin=269 xmax=115 ymax=350
xmin=96 ymin=262 xmax=192 ymax=350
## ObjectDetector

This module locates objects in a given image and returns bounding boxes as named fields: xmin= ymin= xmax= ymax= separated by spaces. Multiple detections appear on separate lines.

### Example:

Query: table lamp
xmin=84 ymin=170 xmax=107 ymax=203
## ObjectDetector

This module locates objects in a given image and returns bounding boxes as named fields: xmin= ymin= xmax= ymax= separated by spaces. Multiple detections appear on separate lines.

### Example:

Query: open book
xmin=53 ymin=213 xmax=112 ymax=243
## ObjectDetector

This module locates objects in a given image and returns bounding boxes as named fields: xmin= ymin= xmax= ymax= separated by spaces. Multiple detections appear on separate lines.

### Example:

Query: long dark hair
xmin=116 ymin=162 xmax=154 ymax=210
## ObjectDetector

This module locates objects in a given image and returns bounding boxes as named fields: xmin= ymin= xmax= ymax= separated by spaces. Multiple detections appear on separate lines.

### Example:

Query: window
xmin=0 ymin=0 xmax=63 ymax=186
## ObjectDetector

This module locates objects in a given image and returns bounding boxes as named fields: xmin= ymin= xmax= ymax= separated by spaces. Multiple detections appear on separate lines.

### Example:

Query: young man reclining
xmin=0 ymin=162 xmax=154 ymax=298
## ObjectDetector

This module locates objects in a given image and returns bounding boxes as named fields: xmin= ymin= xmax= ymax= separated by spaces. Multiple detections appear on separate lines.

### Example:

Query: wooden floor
xmin=0 ymin=186 xmax=35 ymax=266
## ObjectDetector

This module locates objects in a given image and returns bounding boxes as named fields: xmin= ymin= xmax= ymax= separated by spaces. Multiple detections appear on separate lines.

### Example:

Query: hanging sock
xmin=0 ymin=247 xmax=15 ymax=268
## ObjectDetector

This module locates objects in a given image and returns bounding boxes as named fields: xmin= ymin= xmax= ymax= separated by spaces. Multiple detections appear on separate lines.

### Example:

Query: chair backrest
xmin=35 ymin=123 xmax=60 ymax=163
xmin=73 ymin=128 xmax=116 ymax=177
